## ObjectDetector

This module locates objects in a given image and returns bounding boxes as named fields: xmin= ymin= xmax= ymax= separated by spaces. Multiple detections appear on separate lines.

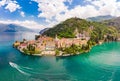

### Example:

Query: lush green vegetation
xmin=43 ymin=17 xmax=118 ymax=42
xmin=43 ymin=18 xmax=90 ymax=38
xmin=59 ymin=44 xmax=87 ymax=55
xmin=22 ymin=44 xmax=41 ymax=55
xmin=42 ymin=17 xmax=119 ymax=55
xmin=18 ymin=17 xmax=119 ymax=56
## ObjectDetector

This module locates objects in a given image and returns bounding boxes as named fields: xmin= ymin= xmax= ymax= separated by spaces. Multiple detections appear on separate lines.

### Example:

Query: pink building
xmin=18 ymin=43 xmax=27 ymax=50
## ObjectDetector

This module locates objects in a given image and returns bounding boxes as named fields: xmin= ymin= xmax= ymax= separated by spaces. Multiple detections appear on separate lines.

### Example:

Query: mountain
xmin=42 ymin=17 xmax=118 ymax=42
xmin=103 ymin=17 xmax=120 ymax=32
xmin=39 ymin=28 xmax=49 ymax=34
xmin=87 ymin=15 xmax=115 ymax=22
xmin=0 ymin=24 xmax=34 ymax=32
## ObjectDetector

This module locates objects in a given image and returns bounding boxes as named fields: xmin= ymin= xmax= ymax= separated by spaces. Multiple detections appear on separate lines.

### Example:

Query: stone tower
xmin=74 ymin=28 xmax=79 ymax=39
xmin=55 ymin=34 xmax=59 ymax=41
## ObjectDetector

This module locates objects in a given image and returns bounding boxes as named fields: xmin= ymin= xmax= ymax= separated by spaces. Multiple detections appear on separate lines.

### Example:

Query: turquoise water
xmin=0 ymin=32 xmax=120 ymax=81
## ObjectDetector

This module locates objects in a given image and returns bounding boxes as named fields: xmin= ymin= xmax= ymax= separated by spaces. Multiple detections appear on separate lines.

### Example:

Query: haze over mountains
xmin=86 ymin=15 xmax=120 ymax=33
xmin=41 ymin=15 xmax=120 ymax=35
xmin=87 ymin=15 xmax=120 ymax=32
xmin=1 ymin=15 xmax=120 ymax=33
xmin=87 ymin=15 xmax=115 ymax=22
xmin=0 ymin=24 xmax=35 ymax=32
xmin=103 ymin=17 xmax=120 ymax=31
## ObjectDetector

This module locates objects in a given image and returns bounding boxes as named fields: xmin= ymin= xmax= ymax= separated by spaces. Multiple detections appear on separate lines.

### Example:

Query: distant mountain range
xmin=103 ymin=17 xmax=120 ymax=32
xmin=42 ymin=17 xmax=118 ymax=40
xmin=1 ymin=15 xmax=120 ymax=34
xmin=87 ymin=15 xmax=120 ymax=32
xmin=40 ymin=15 xmax=117 ymax=34
xmin=39 ymin=28 xmax=49 ymax=34
xmin=87 ymin=15 xmax=115 ymax=22
xmin=0 ymin=24 xmax=34 ymax=32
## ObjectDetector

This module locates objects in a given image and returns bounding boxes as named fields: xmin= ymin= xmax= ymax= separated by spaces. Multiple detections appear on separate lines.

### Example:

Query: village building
xmin=14 ymin=28 xmax=91 ymax=55
xmin=27 ymin=40 xmax=36 ymax=45
xmin=45 ymin=41 xmax=55 ymax=51
xmin=13 ymin=41 xmax=20 ymax=47
xmin=74 ymin=28 xmax=90 ymax=40
xmin=18 ymin=43 xmax=27 ymax=50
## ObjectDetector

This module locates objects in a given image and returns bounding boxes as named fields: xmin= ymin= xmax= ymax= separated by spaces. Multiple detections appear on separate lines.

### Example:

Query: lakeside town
xmin=13 ymin=16 xmax=119 ymax=56
xmin=13 ymin=28 xmax=92 ymax=56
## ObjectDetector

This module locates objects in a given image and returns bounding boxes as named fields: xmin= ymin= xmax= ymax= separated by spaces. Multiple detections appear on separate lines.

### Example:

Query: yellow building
xmin=13 ymin=41 xmax=20 ymax=47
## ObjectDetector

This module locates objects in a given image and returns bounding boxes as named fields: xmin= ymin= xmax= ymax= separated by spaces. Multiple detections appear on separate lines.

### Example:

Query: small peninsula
xmin=13 ymin=18 xmax=118 ymax=56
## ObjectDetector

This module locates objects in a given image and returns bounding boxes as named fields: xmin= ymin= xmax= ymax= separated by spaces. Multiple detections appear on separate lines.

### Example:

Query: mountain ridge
xmin=103 ymin=17 xmax=120 ymax=32
xmin=0 ymin=23 xmax=34 ymax=32
xmin=42 ymin=17 xmax=118 ymax=43
xmin=87 ymin=15 xmax=115 ymax=22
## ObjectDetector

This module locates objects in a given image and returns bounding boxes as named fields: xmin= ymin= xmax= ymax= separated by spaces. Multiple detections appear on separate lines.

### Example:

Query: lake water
xmin=0 ymin=32 xmax=120 ymax=81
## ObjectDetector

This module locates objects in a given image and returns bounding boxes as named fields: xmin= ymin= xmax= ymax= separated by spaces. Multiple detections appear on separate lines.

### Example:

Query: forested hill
xmin=103 ymin=17 xmax=120 ymax=32
xmin=42 ymin=17 xmax=118 ymax=42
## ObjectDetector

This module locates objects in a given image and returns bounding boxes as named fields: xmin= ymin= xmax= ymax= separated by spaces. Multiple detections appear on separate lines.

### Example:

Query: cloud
xmin=84 ymin=0 xmax=120 ymax=16
xmin=67 ymin=0 xmax=73 ymax=4
xmin=55 ymin=5 xmax=99 ymax=22
xmin=32 ymin=0 xmax=68 ymax=20
xmin=0 ymin=0 xmax=6 ymax=7
xmin=0 ymin=20 xmax=46 ymax=29
xmin=20 ymin=11 xmax=25 ymax=17
xmin=32 ymin=0 xmax=120 ymax=26
xmin=0 ymin=0 xmax=21 ymax=12
xmin=1 ymin=0 xmax=120 ymax=29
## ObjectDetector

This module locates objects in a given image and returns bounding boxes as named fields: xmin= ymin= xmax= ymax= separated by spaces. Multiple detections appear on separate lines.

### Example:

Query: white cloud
xmin=0 ymin=0 xmax=6 ymax=7
xmin=20 ymin=11 xmax=25 ymax=17
xmin=5 ymin=1 xmax=21 ymax=12
xmin=1 ymin=0 xmax=120 ymax=30
xmin=32 ymin=0 xmax=68 ymax=20
xmin=86 ymin=0 xmax=120 ymax=16
xmin=32 ymin=0 xmax=120 ymax=27
xmin=55 ymin=5 xmax=99 ymax=22
xmin=0 ymin=0 xmax=20 ymax=12
xmin=0 ymin=20 xmax=46 ymax=29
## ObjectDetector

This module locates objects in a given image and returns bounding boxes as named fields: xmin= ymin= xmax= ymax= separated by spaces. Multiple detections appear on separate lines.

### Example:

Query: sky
xmin=0 ymin=0 xmax=120 ymax=30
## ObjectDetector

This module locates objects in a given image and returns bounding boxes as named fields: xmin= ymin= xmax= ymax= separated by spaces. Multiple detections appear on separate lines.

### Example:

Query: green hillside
xmin=103 ymin=17 xmax=120 ymax=31
xmin=42 ymin=17 xmax=118 ymax=42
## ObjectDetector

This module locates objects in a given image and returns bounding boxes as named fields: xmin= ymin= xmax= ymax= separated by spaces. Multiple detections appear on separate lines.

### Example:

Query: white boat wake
xmin=9 ymin=62 xmax=44 ymax=75
xmin=9 ymin=62 xmax=69 ymax=79
xmin=9 ymin=62 xmax=30 ymax=76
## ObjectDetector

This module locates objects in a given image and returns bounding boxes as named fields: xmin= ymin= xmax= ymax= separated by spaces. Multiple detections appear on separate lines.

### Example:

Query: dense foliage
xmin=23 ymin=44 xmax=41 ymax=55
xmin=59 ymin=44 xmax=90 ymax=55
xmin=20 ymin=17 xmax=119 ymax=56
xmin=43 ymin=17 xmax=118 ymax=42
